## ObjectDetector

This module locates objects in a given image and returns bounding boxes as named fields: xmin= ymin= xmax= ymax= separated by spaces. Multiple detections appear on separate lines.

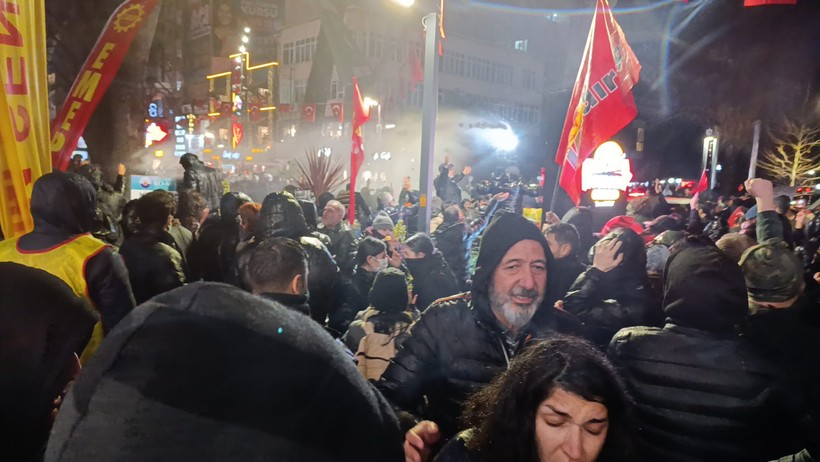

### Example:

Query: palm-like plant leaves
xmin=293 ymin=148 xmax=347 ymax=198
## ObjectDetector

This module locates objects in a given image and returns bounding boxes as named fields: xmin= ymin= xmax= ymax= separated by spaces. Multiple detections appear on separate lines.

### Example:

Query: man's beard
xmin=489 ymin=285 xmax=543 ymax=334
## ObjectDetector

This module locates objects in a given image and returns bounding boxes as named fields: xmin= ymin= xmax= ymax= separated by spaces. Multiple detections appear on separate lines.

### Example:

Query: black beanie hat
xmin=471 ymin=212 xmax=556 ymax=304
xmin=368 ymin=268 xmax=409 ymax=313
xmin=663 ymin=245 xmax=747 ymax=332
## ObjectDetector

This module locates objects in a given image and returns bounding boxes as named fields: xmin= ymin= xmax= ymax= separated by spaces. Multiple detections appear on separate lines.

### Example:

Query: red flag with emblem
xmin=327 ymin=101 xmax=344 ymax=122
xmin=349 ymin=77 xmax=371 ymax=224
xmin=744 ymin=0 xmax=796 ymax=6
xmin=554 ymin=0 xmax=641 ymax=205
xmin=301 ymin=104 xmax=316 ymax=123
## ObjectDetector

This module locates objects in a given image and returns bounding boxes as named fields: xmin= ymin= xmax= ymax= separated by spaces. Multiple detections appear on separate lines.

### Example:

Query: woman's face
xmin=217 ymin=3 xmax=233 ymax=26
xmin=534 ymin=387 xmax=609 ymax=462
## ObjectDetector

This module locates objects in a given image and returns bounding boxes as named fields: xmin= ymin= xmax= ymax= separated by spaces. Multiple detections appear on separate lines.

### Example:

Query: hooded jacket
xmin=405 ymin=252 xmax=460 ymax=311
xmin=45 ymin=283 xmax=404 ymax=462
xmin=179 ymin=153 xmax=222 ymax=213
xmin=608 ymin=245 xmax=818 ymax=461
xmin=235 ymin=192 xmax=342 ymax=328
xmin=78 ymin=164 xmax=125 ymax=246
xmin=187 ymin=192 xmax=251 ymax=283
xmin=0 ymin=263 xmax=97 ymax=462
xmin=563 ymin=228 xmax=662 ymax=349
xmin=377 ymin=213 xmax=581 ymax=439
xmin=0 ymin=172 xmax=135 ymax=336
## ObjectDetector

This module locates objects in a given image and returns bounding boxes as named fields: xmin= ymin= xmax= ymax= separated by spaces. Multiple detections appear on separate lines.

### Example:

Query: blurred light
xmin=373 ymin=153 xmax=379 ymax=160
xmin=593 ymin=141 xmax=624 ymax=160
xmin=809 ymin=170 xmax=816 ymax=175
xmin=246 ymin=156 xmax=253 ymax=161
xmin=153 ymin=150 xmax=164 ymax=158
xmin=716 ymin=164 xmax=723 ymax=172
xmin=392 ymin=0 xmax=415 ymax=7
xmin=596 ymin=201 xmax=616 ymax=207
xmin=591 ymin=189 xmax=621 ymax=201
xmin=244 ymin=27 xmax=251 ymax=33
xmin=235 ymin=56 xmax=242 ymax=63
xmin=242 ymin=35 xmax=249 ymax=43
xmin=486 ymin=123 xmax=519 ymax=152
xmin=815 ymin=184 xmax=820 ymax=190
xmin=363 ymin=97 xmax=379 ymax=108
xmin=239 ymin=45 xmax=246 ymax=53
xmin=384 ymin=123 xmax=396 ymax=129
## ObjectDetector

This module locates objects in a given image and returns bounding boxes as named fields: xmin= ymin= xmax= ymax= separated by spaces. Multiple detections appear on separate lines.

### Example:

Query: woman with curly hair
xmin=434 ymin=336 xmax=635 ymax=462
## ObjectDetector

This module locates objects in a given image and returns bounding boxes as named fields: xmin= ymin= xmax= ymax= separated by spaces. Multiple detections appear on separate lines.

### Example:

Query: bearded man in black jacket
xmin=377 ymin=212 xmax=581 ymax=461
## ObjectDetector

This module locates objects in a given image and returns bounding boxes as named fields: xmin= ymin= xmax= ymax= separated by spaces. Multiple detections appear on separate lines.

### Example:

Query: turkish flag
xmin=249 ymin=103 xmax=263 ymax=121
xmin=554 ymin=0 xmax=641 ymax=205
xmin=409 ymin=47 xmax=424 ymax=92
xmin=330 ymin=102 xmax=344 ymax=122
xmin=744 ymin=0 xmax=796 ymax=6
xmin=349 ymin=77 xmax=371 ymax=224
xmin=692 ymin=169 xmax=709 ymax=195
xmin=301 ymin=104 xmax=316 ymax=123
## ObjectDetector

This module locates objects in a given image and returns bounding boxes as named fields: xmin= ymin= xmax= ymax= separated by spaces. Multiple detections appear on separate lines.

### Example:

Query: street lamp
xmin=392 ymin=0 xmax=415 ymax=6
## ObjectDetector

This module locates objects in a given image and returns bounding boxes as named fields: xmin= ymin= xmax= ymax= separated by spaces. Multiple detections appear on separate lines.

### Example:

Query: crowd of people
xmin=1 ymin=152 xmax=819 ymax=462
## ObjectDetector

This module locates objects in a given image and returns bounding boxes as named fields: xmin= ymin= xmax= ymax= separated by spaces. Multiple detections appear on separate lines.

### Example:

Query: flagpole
xmin=548 ymin=163 xmax=563 ymax=214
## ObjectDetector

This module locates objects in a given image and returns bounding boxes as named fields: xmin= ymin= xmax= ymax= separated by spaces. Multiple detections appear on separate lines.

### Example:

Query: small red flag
xmin=692 ymin=169 xmax=709 ymax=195
xmin=349 ymin=77 xmax=371 ymax=225
xmin=328 ymin=102 xmax=344 ymax=122
xmin=554 ymin=0 xmax=641 ymax=205
xmin=744 ymin=0 xmax=796 ymax=6
xmin=301 ymin=104 xmax=316 ymax=123
xmin=410 ymin=48 xmax=424 ymax=90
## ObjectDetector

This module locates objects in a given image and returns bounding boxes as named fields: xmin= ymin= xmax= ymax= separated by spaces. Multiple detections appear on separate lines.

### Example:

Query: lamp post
xmin=391 ymin=0 xmax=439 ymax=232
xmin=417 ymin=12 xmax=440 ymax=233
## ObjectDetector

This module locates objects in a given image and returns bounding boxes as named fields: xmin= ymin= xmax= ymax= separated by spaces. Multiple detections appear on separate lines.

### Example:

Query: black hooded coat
xmin=1 ymin=172 xmax=135 ymax=334
xmin=44 ymin=283 xmax=404 ymax=462
xmin=376 ymin=212 xmax=581 ymax=440
xmin=562 ymin=206 xmax=596 ymax=263
xmin=608 ymin=245 xmax=819 ymax=461
xmin=187 ymin=192 xmax=251 ymax=283
xmin=235 ymin=192 xmax=342 ymax=328
xmin=404 ymin=252 xmax=460 ymax=311
xmin=563 ymin=228 xmax=662 ymax=349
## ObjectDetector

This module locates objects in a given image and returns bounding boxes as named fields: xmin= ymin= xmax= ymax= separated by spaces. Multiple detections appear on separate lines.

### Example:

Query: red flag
xmin=51 ymin=0 xmax=159 ymax=171
xmin=301 ymin=104 xmax=316 ymax=123
xmin=349 ymin=77 xmax=371 ymax=225
xmin=692 ymin=169 xmax=709 ymax=195
xmin=554 ymin=0 xmax=641 ymax=205
xmin=409 ymin=47 xmax=424 ymax=91
xmin=326 ymin=101 xmax=344 ymax=122
xmin=278 ymin=103 xmax=292 ymax=113
xmin=744 ymin=0 xmax=796 ymax=6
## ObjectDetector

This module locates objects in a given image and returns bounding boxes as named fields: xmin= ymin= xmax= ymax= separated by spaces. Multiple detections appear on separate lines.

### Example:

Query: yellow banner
xmin=0 ymin=0 xmax=51 ymax=238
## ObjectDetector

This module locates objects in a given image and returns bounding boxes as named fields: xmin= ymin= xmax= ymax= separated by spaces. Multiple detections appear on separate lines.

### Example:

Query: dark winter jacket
xmin=550 ymin=255 xmax=587 ymax=301
xmin=179 ymin=153 xmax=222 ymax=213
xmin=235 ymin=192 xmax=342 ymax=328
xmin=119 ymin=229 xmax=187 ymax=304
xmin=377 ymin=213 xmax=581 ymax=439
xmin=6 ymin=172 xmax=135 ymax=335
xmin=563 ymin=229 xmax=662 ymax=349
xmin=608 ymin=245 xmax=818 ymax=462
xmin=350 ymin=267 xmax=379 ymax=315
xmin=433 ymin=199 xmax=501 ymax=289
xmin=320 ymin=222 xmax=357 ymax=279
xmin=434 ymin=165 xmax=464 ymax=204
xmin=187 ymin=192 xmax=250 ymax=283
xmin=405 ymin=253 xmax=460 ymax=311
xmin=44 ymin=283 xmax=404 ymax=462
xmin=78 ymin=165 xmax=125 ymax=246
xmin=258 ymin=292 xmax=311 ymax=316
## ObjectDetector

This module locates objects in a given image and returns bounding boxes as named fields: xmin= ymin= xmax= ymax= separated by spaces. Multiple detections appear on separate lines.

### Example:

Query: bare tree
xmin=757 ymin=120 xmax=820 ymax=187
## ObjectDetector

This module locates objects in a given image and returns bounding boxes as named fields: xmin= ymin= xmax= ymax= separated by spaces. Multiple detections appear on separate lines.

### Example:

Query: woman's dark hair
xmin=356 ymin=236 xmax=387 ymax=266
xmin=462 ymin=336 xmax=635 ymax=462
xmin=587 ymin=228 xmax=648 ymax=288
xmin=405 ymin=233 xmax=436 ymax=257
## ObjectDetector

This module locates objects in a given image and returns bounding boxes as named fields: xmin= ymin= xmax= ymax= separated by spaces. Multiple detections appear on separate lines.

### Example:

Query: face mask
xmin=376 ymin=257 xmax=389 ymax=271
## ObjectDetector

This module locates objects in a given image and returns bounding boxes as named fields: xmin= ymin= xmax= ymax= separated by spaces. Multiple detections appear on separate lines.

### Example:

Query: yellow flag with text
xmin=0 ymin=0 xmax=51 ymax=238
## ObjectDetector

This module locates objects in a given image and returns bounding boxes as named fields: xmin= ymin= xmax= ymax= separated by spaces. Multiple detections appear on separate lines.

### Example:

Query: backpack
xmin=355 ymin=313 xmax=411 ymax=381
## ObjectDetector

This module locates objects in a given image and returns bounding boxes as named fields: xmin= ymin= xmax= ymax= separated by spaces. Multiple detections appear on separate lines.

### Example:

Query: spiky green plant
xmin=293 ymin=148 xmax=346 ymax=199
